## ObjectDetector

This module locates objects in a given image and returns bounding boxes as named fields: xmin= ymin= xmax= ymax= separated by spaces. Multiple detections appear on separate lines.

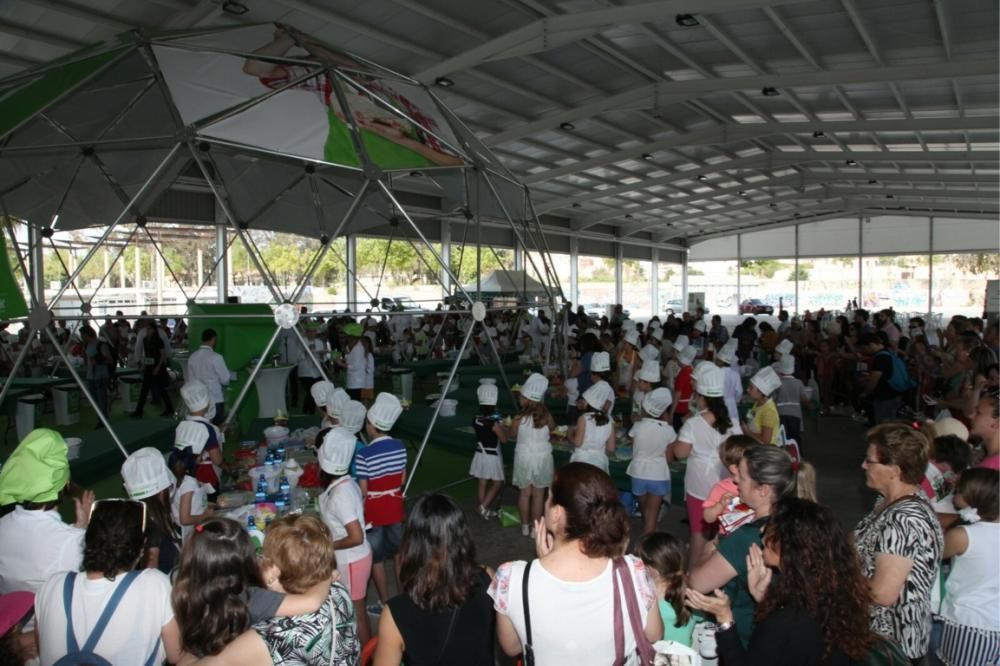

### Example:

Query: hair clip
xmin=791 ymin=461 xmax=801 ymax=472
xmin=911 ymin=421 xmax=921 ymax=430
xmin=195 ymin=523 xmax=204 ymax=533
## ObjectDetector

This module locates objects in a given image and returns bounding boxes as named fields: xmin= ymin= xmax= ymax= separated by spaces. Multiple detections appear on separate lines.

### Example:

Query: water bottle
xmin=279 ymin=475 xmax=290 ymax=494
xmin=246 ymin=514 xmax=258 ymax=531
xmin=276 ymin=442 xmax=286 ymax=461
xmin=264 ymin=450 xmax=275 ymax=467
xmin=275 ymin=490 xmax=286 ymax=512
xmin=255 ymin=475 xmax=268 ymax=503
xmin=246 ymin=515 xmax=265 ymax=551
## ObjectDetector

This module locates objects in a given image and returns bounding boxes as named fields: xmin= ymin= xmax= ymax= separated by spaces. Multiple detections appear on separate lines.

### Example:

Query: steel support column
xmin=569 ymin=236 xmax=579 ymax=306
xmin=346 ymin=234 xmax=357 ymax=312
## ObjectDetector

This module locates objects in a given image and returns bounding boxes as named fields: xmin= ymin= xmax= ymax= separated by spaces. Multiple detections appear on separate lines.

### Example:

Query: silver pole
xmin=480 ymin=316 xmax=517 ymax=406
xmin=221 ymin=324 xmax=283 ymax=429
xmin=403 ymin=320 xmax=476 ymax=497
xmin=43 ymin=327 xmax=128 ymax=458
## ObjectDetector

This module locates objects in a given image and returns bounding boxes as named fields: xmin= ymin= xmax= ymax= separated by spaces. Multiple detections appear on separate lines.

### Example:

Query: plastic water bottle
xmin=275 ymin=490 xmax=286 ymax=512
xmin=264 ymin=450 xmax=275 ymax=467
xmin=276 ymin=443 xmax=286 ymax=463
xmin=246 ymin=514 xmax=257 ymax=531
xmin=246 ymin=515 xmax=265 ymax=551
xmin=279 ymin=475 xmax=290 ymax=494
xmin=255 ymin=475 xmax=268 ymax=503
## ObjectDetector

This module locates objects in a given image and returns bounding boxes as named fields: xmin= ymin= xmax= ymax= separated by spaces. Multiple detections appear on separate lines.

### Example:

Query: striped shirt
xmin=355 ymin=436 xmax=407 ymax=526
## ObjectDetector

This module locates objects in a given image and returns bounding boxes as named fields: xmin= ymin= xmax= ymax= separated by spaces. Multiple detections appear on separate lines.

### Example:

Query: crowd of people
xmin=0 ymin=300 xmax=996 ymax=665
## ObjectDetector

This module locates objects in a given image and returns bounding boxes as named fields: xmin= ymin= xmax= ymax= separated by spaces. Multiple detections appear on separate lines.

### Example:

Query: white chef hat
xmin=678 ymin=346 xmax=697 ymax=366
xmin=775 ymin=339 xmax=794 ymax=356
xmin=326 ymin=388 xmax=350 ymax=419
xmin=180 ymin=380 xmax=211 ymax=413
xmin=590 ymin=351 xmax=611 ymax=373
xmin=639 ymin=344 xmax=660 ymax=363
xmin=642 ymin=388 xmax=673 ymax=418
xmin=697 ymin=365 xmax=725 ymax=398
xmin=750 ymin=366 xmax=782 ymax=396
xmin=778 ymin=354 xmax=796 ymax=376
xmin=636 ymin=362 xmax=661 ymax=383
xmin=521 ymin=373 xmax=549 ymax=402
xmin=674 ymin=335 xmax=690 ymax=353
xmin=649 ymin=328 xmax=664 ymax=342
xmin=121 ymin=447 xmax=174 ymax=500
xmin=692 ymin=361 xmax=716 ymax=387
xmin=340 ymin=401 xmax=368 ymax=434
xmin=588 ymin=382 xmax=615 ymax=412
xmin=174 ymin=420 xmax=210 ymax=455
xmin=319 ymin=427 xmax=357 ymax=476
xmin=367 ymin=393 xmax=403 ymax=431
xmin=477 ymin=384 xmax=498 ymax=406
xmin=310 ymin=380 xmax=336 ymax=408
xmin=717 ymin=339 xmax=738 ymax=366
xmin=624 ymin=330 xmax=640 ymax=347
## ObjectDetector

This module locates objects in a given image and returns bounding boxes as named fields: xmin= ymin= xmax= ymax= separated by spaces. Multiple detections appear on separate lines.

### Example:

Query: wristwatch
xmin=716 ymin=621 xmax=734 ymax=633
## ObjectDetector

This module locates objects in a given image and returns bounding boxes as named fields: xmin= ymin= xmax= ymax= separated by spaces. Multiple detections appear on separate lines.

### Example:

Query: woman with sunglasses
xmin=686 ymin=497 xmax=878 ymax=665
xmin=34 ymin=499 xmax=183 ymax=664
xmin=855 ymin=423 xmax=944 ymax=664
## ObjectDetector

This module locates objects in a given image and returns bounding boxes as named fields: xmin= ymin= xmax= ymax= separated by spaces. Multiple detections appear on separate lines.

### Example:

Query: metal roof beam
xmin=412 ymin=0 xmax=811 ymax=82
xmin=523 ymin=117 xmax=995 ymax=184
xmin=809 ymin=186 xmax=998 ymax=201
xmin=666 ymin=209 xmax=854 ymax=243
xmin=484 ymin=59 xmax=998 ymax=146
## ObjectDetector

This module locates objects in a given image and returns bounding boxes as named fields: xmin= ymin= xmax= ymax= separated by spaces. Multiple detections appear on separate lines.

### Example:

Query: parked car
xmin=739 ymin=299 xmax=774 ymax=315
xmin=380 ymin=296 xmax=421 ymax=311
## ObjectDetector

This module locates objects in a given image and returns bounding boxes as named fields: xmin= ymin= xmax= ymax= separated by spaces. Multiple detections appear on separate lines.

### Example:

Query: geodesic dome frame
xmin=0 ymin=23 xmax=566 ymax=483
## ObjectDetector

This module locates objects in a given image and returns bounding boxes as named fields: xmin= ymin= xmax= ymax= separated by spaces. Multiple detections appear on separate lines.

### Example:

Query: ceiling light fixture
xmin=761 ymin=87 xmax=779 ymax=97
xmin=641 ymin=153 xmax=653 ymax=160
xmin=868 ymin=179 xmax=879 ymax=185
xmin=886 ymin=194 xmax=895 ymax=199
xmin=675 ymin=14 xmax=699 ymax=27
xmin=812 ymin=130 xmax=825 ymax=138
xmin=845 ymin=159 xmax=858 ymax=166
xmin=222 ymin=0 xmax=248 ymax=15
xmin=738 ymin=190 xmax=748 ymax=196
xmin=625 ymin=214 xmax=633 ymax=219
xmin=434 ymin=76 xmax=455 ymax=87
xmin=697 ymin=175 xmax=708 ymax=182
xmin=559 ymin=122 xmax=576 ymax=131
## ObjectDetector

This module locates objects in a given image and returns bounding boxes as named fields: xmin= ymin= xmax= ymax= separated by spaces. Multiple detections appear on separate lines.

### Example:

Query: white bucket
xmin=264 ymin=426 xmax=289 ymax=447
xmin=439 ymin=398 xmax=458 ymax=417
xmin=479 ymin=378 xmax=497 ymax=385
xmin=65 ymin=437 xmax=82 ymax=460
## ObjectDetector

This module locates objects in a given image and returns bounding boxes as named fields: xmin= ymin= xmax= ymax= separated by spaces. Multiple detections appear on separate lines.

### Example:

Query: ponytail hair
xmin=519 ymin=399 xmax=551 ymax=429
xmin=550 ymin=463 xmax=627 ymax=558
xmin=744 ymin=445 xmax=797 ymax=500
xmin=168 ymin=447 xmax=196 ymax=482
xmin=704 ymin=396 xmax=732 ymax=434
xmin=584 ymin=404 xmax=609 ymax=427
xmin=794 ymin=460 xmax=817 ymax=502
xmin=635 ymin=532 xmax=690 ymax=628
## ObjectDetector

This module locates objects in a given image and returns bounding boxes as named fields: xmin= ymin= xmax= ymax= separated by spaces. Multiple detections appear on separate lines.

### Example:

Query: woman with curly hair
xmin=34 ymin=499 xmax=183 ymax=664
xmin=687 ymin=497 xmax=878 ymax=665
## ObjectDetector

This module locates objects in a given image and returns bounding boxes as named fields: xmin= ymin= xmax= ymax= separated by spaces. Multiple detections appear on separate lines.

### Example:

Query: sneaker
xmin=521 ymin=524 xmax=530 ymax=537
xmin=366 ymin=602 xmax=383 ymax=616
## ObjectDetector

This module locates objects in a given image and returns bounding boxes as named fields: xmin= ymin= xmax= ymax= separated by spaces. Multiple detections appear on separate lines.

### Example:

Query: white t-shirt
xmin=364 ymin=351 xmax=374 ymax=390
xmin=297 ymin=338 xmax=328 ymax=378
xmin=627 ymin=419 xmax=676 ymax=481
xmin=939 ymin=521 xmax=1000 ymax=630
xmin=723 ymin=365 xmax=743 ymax=424
xmin=36 ymin=568 xmax=174 ymax=665
xmin=345 ymin=341 xmax=366 ymax=389
xmin=171 ymin=475 xmax=208 ymax=543
xmin=0 ymin=507 xmax=84 ymax=594
xmin=678 ymin=412 xmax=739 ymax=499
xmin=488 ymin=556 xmax=655 ymax=666
xmin=319 ymin=477 xmax=371 ymax=570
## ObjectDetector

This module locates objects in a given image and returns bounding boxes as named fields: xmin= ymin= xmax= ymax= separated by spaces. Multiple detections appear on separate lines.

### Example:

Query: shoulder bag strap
xmin=614 ymin=558 xmax=656 ymax=666
xmin=62 ymin=572 xmax=79 ymax=654
xmin=80 ymin=571 xmax=141 ymax=654
xmin=612 ymin=559 xmax=625 ymax=666
xmin=522 ymin=560 xmax=534 ymax=666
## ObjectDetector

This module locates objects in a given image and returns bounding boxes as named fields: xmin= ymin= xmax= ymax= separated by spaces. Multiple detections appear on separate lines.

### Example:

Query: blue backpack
xmin=53 ymin=571 xmax=161 ymax=666
xmin=877 ymin=350 xmax=916 ymax=393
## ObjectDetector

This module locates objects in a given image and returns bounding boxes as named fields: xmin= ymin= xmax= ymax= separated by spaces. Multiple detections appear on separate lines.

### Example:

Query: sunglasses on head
xmin=90 ymin=498 xmax=147 ymax=533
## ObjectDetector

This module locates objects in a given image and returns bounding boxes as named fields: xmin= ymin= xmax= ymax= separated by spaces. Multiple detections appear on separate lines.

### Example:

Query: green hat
xmin=0 ymin=428 xmax=70 ymax=505
xmin=344 ymin=323 xmax=363 ymax=337
xmin=305 ymin=321 xmax=321 ymax=331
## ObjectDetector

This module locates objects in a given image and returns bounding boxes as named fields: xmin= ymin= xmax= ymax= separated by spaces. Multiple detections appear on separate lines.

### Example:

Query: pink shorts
xmin=344 ymin=552 xmax=373 ymax=601
xmin=686 ymin=493 xmax=711 ymax=538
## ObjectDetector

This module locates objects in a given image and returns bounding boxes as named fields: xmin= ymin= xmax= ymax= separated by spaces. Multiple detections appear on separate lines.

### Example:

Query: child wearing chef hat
xmin=512 ymin=373 xmax=556 ymax=538
xmin=745 ymin=367 xmax=783 ymax=445
xmin=172 ymin=380 xmax=224 ymax=503
xmin=471 ymin=384 xmax=508 ymax=520
xmin=627 ymin=387 xmax=676 ymax=535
